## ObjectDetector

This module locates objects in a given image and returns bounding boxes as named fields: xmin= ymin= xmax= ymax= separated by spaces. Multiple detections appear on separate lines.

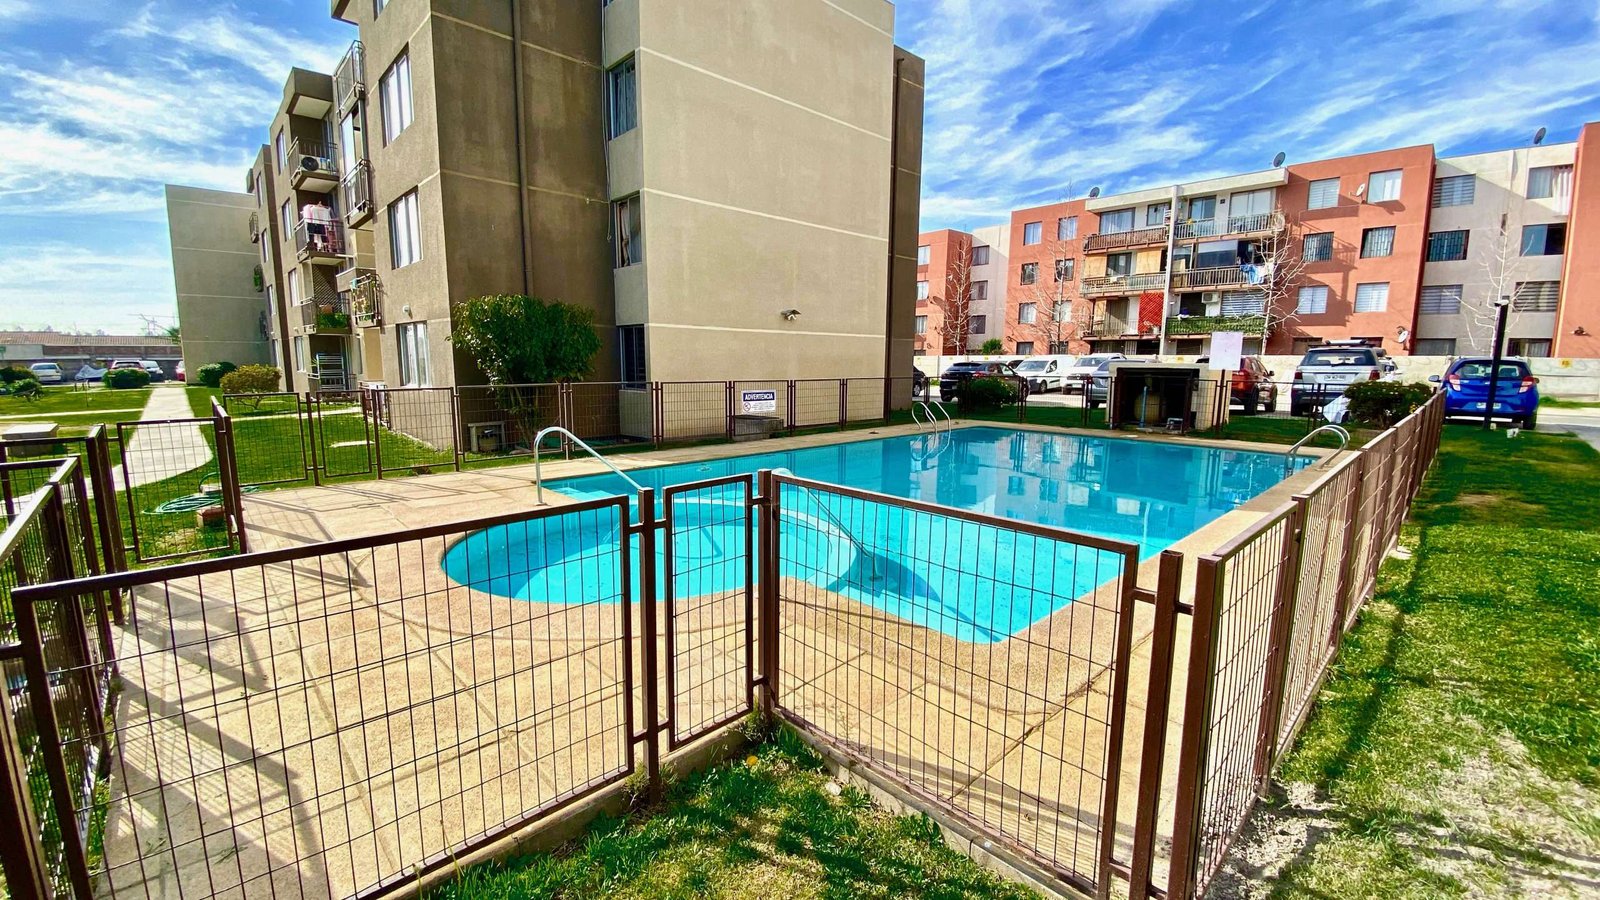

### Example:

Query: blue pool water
xmin=442 ymin=427 xmax=1309 ymax=642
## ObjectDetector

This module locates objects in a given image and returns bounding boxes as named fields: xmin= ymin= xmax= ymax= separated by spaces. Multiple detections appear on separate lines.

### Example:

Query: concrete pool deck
xmin=99 ymin=420 xmax=1337 ymax=897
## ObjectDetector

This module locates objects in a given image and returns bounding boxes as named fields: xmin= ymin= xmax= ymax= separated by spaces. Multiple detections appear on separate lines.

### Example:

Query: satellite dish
xmin=1088 ymin=186 xmax=1101 ymax=199
xmin=1533 ymin=126 xmax=1547 ymax=145
xmin=1355 ymin=183 xmax=1367 ymax=198
xmin=1272 ymin=151 xmax=1286 ymax=168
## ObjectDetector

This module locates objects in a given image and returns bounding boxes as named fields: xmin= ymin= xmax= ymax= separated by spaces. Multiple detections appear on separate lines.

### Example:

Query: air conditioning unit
xmin=299 ymin=154 xmax=331 ymax=174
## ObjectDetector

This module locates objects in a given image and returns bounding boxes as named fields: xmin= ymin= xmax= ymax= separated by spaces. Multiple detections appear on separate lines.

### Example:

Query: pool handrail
xmin=1284 ymin=423 xmax=1350 ymax=473
xmin=913 ymin=399 xmax=953 ymax=434
xmin=771 ymin=467 xmax=881 ymax=581
xmin=533 ymin=426 xmax=644 ymax=505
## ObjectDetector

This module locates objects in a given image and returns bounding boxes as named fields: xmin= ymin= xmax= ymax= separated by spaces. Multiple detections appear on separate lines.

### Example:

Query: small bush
xmin=7 ymin=378 xmax=42 ymax=399
xmin=196 ymin=361 xmax=238 ymax=388
xmin=979 ymin=338 xmax=1005 ymax=355
xmin=219 ymin=365 xmax=281 ymax=395
xmin=959 ymin=376 xmax=1019 ymax=411
xmin=103 ymin=367 xmax=151 ymax=389
xmin=0 ymin=366 xmax=32 ymax=384
xmin=1344 ymin=380 xmax=1435 ymax=426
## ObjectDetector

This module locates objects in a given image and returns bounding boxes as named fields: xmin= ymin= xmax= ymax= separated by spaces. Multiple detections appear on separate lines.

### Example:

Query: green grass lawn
xmin=1222 ymin=425 xmax=1600 ymax=898
xmin=0 ymin=385 xmax=150 ymax=423
xmin=1540 ymin=396 xmax=1600 ymax=409
xmin=434 ymin=728 xmax=1036 ymax=900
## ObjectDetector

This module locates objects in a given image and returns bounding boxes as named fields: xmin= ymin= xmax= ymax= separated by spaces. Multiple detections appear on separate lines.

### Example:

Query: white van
xmin=1012 ymin=355 xmax=1076 ymax=393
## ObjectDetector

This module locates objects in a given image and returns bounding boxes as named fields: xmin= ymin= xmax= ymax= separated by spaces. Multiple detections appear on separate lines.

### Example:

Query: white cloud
xmin=0 ymin=242 xmax=175 ymax=332
xmin=0 ymin=0 xmax=28 ymax=19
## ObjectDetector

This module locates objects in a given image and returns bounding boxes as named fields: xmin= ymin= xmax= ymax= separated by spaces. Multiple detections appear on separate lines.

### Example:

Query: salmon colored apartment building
xmin=917 ymin=124 xmax=1600 ymax=359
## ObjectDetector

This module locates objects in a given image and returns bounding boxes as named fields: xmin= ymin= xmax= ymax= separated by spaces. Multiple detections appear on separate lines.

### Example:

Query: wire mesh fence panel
xmin=663 ymin=476 xmax=753 ymax=749
xmin=115 ymin=418 xmax=229 ymax=563
xmin=789 ymin=379 xmax=842 ymax=431
xmin=658 ymin=382 xmax=729 ymax=443
xmin=13 ymin=497 xmax=638 ymax=900
xmin=567 ymin=382 xmax=650 ymax=448
xmin=0 ymin=462 xmax=58 ymax=530
xmin=731 ymin=380 xmax=790 ymax=433
xmin=456 ymin=383 xmax=561 ymax=469
xmin=312 ymin=391 xmax=376 ymax=479
xmin=770 ymin=475 xmax=1138 ymax=895
xmin=0 ymin=430 xmax=124 ymax=575
xmin=374 ymin=387 xmax=458 ymax=476
xmin=223 ymin=393 xmax=311 ymax=488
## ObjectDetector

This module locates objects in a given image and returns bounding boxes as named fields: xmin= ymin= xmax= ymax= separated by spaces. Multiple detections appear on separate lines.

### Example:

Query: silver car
xmin=28 ymin=362 xmax=63 ymax=384
xmin=1087 ymin=358 xmax=1154 ymax=409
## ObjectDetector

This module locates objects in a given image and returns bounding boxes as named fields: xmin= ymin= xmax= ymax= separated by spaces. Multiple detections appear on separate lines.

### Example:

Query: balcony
xmin=1170 ymin=266 xmax=1264 ymax=290
xmin=1165 ymin=314 xmax=1268 ymax=337
xmin=334 ymin=41 xmax=365 ymax=117
xmin=248 ymin=211 xmax=260 ymax=243
xmin=1084 ymin=225 xmax=1168 ymax=253
xmin=1080 ymin=318 xmax=1135 ymax=339
xmin=1080 ymin=272 xmax=1166 ymax=298
xmin=340 ymin=159 xmax=374 ymax=227
xmin=1172 ymin=210 xmax=1285 ymax=241
xmin=301 ymin=296 xmax=352 ymax=335
xmin=288 ymin=139 xmax=340 ymax=192
xmin=252 ymin=264 xmax=264 ymax=293
xmin=294 ymin=218 xmax=349 ymax=265
xmin=350 ymin=270 xmax=383 ymax=327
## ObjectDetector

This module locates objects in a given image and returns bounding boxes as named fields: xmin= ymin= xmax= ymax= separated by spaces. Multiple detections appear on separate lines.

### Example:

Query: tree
xmin=931 ymin=245 xmax=979 ymax=354
xmin=1463 ymin=214 xmax=1532 ymax=354
xmin=449 ymin=294 xmax=603 ymax=445
xmin=1251 ymin=216 xmax=1311 ymax=349
xmin=1012 ymin=225 xmax=1083 ymax=355
xmin=979 ymin=337 xmax=1004 ymax=354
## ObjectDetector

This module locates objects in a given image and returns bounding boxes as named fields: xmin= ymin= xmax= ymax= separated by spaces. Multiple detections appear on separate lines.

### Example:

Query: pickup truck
xmin=1290 ymin=344 xmax=1384 ymax=416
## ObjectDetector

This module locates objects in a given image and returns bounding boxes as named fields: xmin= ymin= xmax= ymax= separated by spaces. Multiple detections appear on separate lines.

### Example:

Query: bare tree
xmin=1253 ymin=215 xmax=1311 ymax=347
xmin=1463 ymin=214 xmax=1530 ymax=354
xmin=931 ymin=244 xmax=977 ymax=354
xmin=1013 ymin=235 xmax=1082 ymax=354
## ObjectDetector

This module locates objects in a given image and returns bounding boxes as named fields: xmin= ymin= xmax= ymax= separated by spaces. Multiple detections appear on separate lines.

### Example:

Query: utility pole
xmin=1482 ymin=296 xmax=1510 ymax=430
xmin=1157 ymin=184 xmax=1179 ymax=357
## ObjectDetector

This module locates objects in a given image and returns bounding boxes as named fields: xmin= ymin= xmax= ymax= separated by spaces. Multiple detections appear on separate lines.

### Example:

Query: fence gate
xmin=222 ymin=391 xmax=311 ymax=487
xmin=114 ymin=415 xmax=241 ymax=563
xmin=310 ymin=390 xmax=376 ymax=479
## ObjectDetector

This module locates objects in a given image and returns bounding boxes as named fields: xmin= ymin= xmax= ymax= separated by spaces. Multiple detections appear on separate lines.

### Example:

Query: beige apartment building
xmin=164 ymin=185 xmax=270 ymax=370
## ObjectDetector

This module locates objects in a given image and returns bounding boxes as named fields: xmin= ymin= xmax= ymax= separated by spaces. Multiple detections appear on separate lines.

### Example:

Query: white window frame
xmin=1099 ymin=208 xmax=1134 ymax=234
xmin=1368 ymin=169 xmax=1403 ymax=202
xmin=292 ymin=335 xmax=307 ymax=372
xmin=914 ymin=315 xmax=927 ymax=335
xmin=389 ymin=189 xmax=422 ymax=268
xmin=1307 ymin=177 xmax=1339 ymax=209
xmin=1023 ymin=221 xmax=1043 ymax=245
xmin=280 ymin=199 xmax=291 ymax=236
xmin=1296 ymin=285 xmax=1329 ymax=315
xmin=916 ymin=280 xmax=929 ymax=301
xmin=274 ymin=130 xmax=286 ymax=171
xmin=379 ymin=51 xmax=414 ymax=144
xmin=1018 ymin=302 xmax=1038 ymax=325
xmin=1354 ymin=282 xmax=1389 ymax=313
xmin=287 ymin=269 xmax=301 ymax=307
xmin=397 ymin=322 xmax=431 ymax=387
xmin=1058 ymin=216 xmax=1077 ymax=240
xmin=916 ymin=245 xmax=930 ymax=265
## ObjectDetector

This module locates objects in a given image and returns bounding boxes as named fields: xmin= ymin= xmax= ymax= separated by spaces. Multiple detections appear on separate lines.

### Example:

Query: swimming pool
xmin=442 ymin=427 xmax=1310 ymax=642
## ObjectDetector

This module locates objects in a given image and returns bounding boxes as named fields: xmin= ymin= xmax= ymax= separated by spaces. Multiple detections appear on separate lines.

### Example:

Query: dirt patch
xmin=1452 ymin=493 xmax=1542 ymax=516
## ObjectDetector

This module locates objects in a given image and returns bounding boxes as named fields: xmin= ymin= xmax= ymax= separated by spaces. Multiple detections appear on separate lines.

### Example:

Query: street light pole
xmin=1482 ymin=295 xmax=1510 ymax=430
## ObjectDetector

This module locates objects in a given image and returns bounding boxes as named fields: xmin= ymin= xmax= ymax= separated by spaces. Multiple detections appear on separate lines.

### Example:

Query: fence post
xmin=724 ymin=382 xmax=735 ymax=441
xmin=787 ymin=380 xmax=798 ymax=436
xmin=1128 ymin=550 xmax=1185 ymax=900
xmin=756 ymin=469 xmax=781 ymax=719
xmin=838 ymin=379 xmax=848 ymax=431
xmin=1255 ymin=498 xmax=1307 ymax=782
xmin=652 ymin=382 xmax=664 ymax=446
xmin=449 ymin=387 xmax=463 ymax=471
xmin=1167 ymin=555 xmax=1222 ymax=900
xmin=85 ymin=426 xmax=127 ymax=576
xmin=1328 ymin=454 xmax=1366 ymax=643
xmin=0 ymin=665 xmax=50 ymax=900
xmin=635 ymin=487 xmax=663 ymax=799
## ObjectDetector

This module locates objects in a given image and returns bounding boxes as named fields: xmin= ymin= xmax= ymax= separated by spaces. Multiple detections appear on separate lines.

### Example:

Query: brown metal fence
xmin=114 ymin=400 xmax=247 ymax=564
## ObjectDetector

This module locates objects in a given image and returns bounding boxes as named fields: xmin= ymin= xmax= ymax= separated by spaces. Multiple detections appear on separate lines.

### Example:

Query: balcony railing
xmin=1172 ymin=210 xmax=1285 ymax=241
xmin=340 ymin=159 xmax=373 ymax=226
xmin=334 ymin=41 xmax=365 ymax=117
xmin=289 ymin=140 xmax=340 ymax=191
xmin=350 ymin=270 xmax=382 ymax=327
xmin=248 ymin=211 xmax=260 ymax=243
xmin=302 ymin=296 xmax=352 ymax=334
xmin=1084 ymin=225 xmax=1168 ymax=252
xmin=1080 ymin=272 xmax=1167 ymax=297
xmin=1165 ymin=314 xmax=1268 ymax=336
xmin=294 ymin=217 xmax=349 ymax=263
xmin=1171 ymin=266 xmax=1265 ymax=290
xmin=1080 ymin=318 xmax=1134 ymax=339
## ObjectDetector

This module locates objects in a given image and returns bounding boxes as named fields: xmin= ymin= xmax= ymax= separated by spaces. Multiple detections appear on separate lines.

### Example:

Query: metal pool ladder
xmin=770 ymin=467 xmax=882 ymax=582
xmin=912 ymin=399 xmax=954 ymax=434
xmin=533 ymin=426 xmax=644 ymax=505
xmin=1284 ymin=423 xmax=1350 ymax=474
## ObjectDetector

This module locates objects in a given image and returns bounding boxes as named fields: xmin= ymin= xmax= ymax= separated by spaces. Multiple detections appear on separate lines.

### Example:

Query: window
xmin=1023 ymin=222 xmax=1043 ymax=245
xmin=1508 ymin=338 xmax=1552 ymax=358
xmin=292 ymin=336 xmax=306 ymax=371
xmin=969 ymin=280 xmax=988 ymax=301
xmin=274 ymin=130 xmax=286 ymax=171
xmin=1354 ymin=282 xmax=1389 ymax=313
xmin=1195 ymin=240 xmax=1236 ymax=269
xmin=1058 ymin=216 xmax=1077 ymax=240
xmin=254 ymin=173 xmax=263 ymax=206
xmin=1512 ymin=281 xmax=1560 ymax=312
xmin=971 ymin=315 xmax=987 ymax=335
xmin=1146 ymin=202 xmax=1169 ymax=227
xmin=619 ymin=325 xmax=646 ymax=387
xmin=339 ymin=111 xmax=360 ymax=172
xmin=1419 ymin=285 xmax=1462 ymax=314
xmin=374 ymin=0 xmax=387 ymax=13
xmin=1296 ymin=285 xmax=1329 ymax=314
xmin=914 ymin=315 xmax=927 ymax=335
xmin=607 ymin=57 xmax=637 ymax=138
xmin=279 ymin=199 xmax=291 ymax=235
xmin=1015 ymin=341 xmax=1035 ymax=355
xmin=1368 ymin=169 xmax=1402 ymax=202
xmin=1018 ymin=303 xmax=1038 ymax=325
xmin=1020 ymin=262 xmax=1038 ymax=285
xmin=1412 ymin=338 xmax=1457 ymax=355
xmin=286 ymin=269 xmax=301 ymax=307
xmin=1360 ymin=226 xmax=1395 ymax=258
xmin=613 ymin=195 xmax=642 ymax=267
xmin=1099 ymin=208 xmax=1134 ymax=234
xmin=917 ymin=244 xmax=930 ymax=265
xmin=380 ymin=51 xmax=414 ymax=144
xmin=1187 ymin=195 xmax=1216 ymax=221
xmin=1426 ymin=230 xmax=1469 ymax=262
xmin=916 ymin=280 xmax=929 ymax=300
xmin=1520 ymin=223 xmax=1566 ymax=256
xmin=389 ymin=189 xmax=422 ymax=268
xmin=1303 ymin=232 xmax=1333 ymax=263
xmin=1527 ymin=165 xmax=1573 ymax=211
xmin=1432 ymin=174 xmax=1475 ymax=207
xmin=1105 ymin=252 xmax=1133 ymax=276
xmin=397 ymin=322 xmax=430 ymax=386
xmin=1307 ymin=177 xmax=1340 ymax=209
xmin=1055 ymin=258 xmax=1074 ymax=282
xmin=971 ymin=245 xmax=990 ymax=266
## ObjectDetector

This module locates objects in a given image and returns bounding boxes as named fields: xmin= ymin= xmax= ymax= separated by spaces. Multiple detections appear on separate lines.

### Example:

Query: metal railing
xmin=1285 ymin=424 xmax=1349 ymax=472
xmin=1172 ymin=210 xmax=1285 ymax=241
xmin=293 ymin=217 xmax=348 ymax=260
xmin=340 ymin=158 xmax=373 ymax=223
xmin=302 ymin=295 xmax=352 ymax=333
xmin=1171 ymin=266 xmax=1258 ymax=289
xmin=533 ymin=425 xmax=644 ymax=505
xmin=350 ymin=268 xmax=382 ymax=326
xmin=334 ymin=40 xmax=365 ymax=116
xmin=1084 ymin=225 xmax=1168 ymax=252
xmin=247 ymin=210 xmax=259 ymax=243
xmin=1081 ymin=272 xmax=1167 ymax=297
xmin=287 ymin=139 xmax=339 ymax=186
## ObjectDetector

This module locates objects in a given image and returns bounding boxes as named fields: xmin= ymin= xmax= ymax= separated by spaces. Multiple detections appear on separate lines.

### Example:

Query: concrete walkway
xmin=116 ymin=385 xmax=214 ymax=488
xmin=1538 ymin=407 xmax=1600 ymax=451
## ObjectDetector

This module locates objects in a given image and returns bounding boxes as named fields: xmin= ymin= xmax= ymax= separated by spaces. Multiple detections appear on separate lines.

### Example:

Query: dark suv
xmin=938 ymin=361 xmax=1030 ymax=402
xmin=1197 ymin=355 xmax=1279 ymax=415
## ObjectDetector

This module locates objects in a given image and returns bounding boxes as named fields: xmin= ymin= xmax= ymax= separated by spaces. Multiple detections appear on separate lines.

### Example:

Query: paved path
xmin=1539 ymin=408 xmax=1600 ymax=451
xmin=115 ymin=386 xmax=214 ymax=488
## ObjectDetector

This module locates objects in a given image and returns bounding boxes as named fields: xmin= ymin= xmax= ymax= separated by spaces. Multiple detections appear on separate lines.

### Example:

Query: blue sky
xmin=2 ymin=0 xmax=1598 ymax=333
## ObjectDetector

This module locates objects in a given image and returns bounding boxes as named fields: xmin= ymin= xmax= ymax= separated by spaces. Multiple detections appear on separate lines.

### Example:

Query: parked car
xmin=1012 ymin=355 xmax=1075 ymax=393
xmin=1290 ymin=342 xmax=1386 ymax=416
xmin=1197 ymin=355 xmax=1278 ymax=415
xmin=1431 ymin=357 xmax=1540 ymax=427
xmin=1087 ymin=358 xmax=1155 ymax=409
xmin=28 ymin=362 xmax=62 ymax=385
xmin=175 ymin=360 xmax=187 ymax=383
xmin=1061 ymin=353 xmax=1126 ymax=394
xmin=938 ymin=361 xmax=1030 ymax=402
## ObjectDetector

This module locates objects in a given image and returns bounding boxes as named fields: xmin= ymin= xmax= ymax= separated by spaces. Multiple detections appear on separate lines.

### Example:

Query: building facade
xmin=914 ymin=224 xmax=1010 ymax=355
xmin=164 ymin=185 xmax=269 ymax=371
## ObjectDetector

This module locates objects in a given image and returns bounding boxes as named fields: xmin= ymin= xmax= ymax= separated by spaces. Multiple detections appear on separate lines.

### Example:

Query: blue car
xmin=1432 ymin=357 xmax=1540 ymax=427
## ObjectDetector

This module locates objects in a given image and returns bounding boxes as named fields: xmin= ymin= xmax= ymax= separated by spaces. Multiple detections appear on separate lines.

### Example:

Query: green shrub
xmin=196 ymin=361 xmax=238 ymax=388
xmin=7 ymin=378 xmax=42 ymax=399
xmin=0 ymin=365 xmax=31 ymax=384
xmin=959 ymin=376 xmax=1019 ymax=411
xmin=1344 ymin=380 xmax=1435 ymax=426
xmin=103 ymin=367 xmax=151 ymax=389
xmin=219 ymin=365 xmax=282 ymax=395
xmin=979 ymin=338 xmax=1005 ymax=354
